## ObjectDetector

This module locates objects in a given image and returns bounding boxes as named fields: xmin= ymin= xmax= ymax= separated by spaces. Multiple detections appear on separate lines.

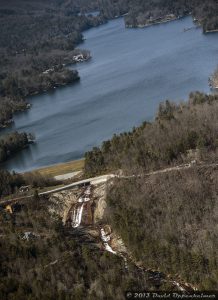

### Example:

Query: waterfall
xmin=100 ymin=228 xmax=117 ymax=254
xmin=71 ymin=186 xmax=91 ymax=228
xmin=72 ymin=203 xmax=84 ymax=228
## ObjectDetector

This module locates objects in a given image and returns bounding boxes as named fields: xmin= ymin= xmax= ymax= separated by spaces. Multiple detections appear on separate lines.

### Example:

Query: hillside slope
xmin=85 ymin=92 xmax=218 ymax=289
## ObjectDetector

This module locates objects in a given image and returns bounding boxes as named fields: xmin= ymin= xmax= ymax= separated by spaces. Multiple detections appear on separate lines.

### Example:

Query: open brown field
xmin=27 ymin=159 xmax=85 ymax=178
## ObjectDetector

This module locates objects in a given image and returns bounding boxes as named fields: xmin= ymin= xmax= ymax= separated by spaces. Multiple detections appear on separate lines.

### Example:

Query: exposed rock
xmin=110 ymin=232 xmax=127 ymax=253
xmin=48 ymin=182 xmax=108 ymax=225
xmin=92 ymin=183 xmax=107 ymax=222
xmin=49 ymin=189 xmax=80 ymax=224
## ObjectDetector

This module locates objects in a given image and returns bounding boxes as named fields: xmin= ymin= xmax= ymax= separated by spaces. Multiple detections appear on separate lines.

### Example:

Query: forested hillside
xmin=85 ymin=92 xmax=218 ymax=289
xmin=0 ymin=132 xmax=34 ymax=163
xmin=85 ymin=92 xmax=218 ymax=176
xmin=106 ymin=166 xmax=218 ymax=289
xmin=0 ymin=0 xmax=107 ymax=161
xmin=0 ymin=0 xmax=104 ymax=128
xmin=1 ymin=0 xmax=218 ymax=296
xmin=0 ymin=193 xmax=151 ymax=300
xmin=125 ymin=0 xmax=218 ymax=31
xmin=0 ymin=168 xmax=57 ymax=197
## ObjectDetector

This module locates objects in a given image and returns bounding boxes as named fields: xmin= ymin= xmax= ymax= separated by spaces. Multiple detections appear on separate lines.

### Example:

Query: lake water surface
xmin=2 ymin=16 xmax=218 ymax=172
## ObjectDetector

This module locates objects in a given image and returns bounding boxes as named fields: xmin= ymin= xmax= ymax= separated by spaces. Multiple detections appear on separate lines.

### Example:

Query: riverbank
xmin=206 ymin=29 xmax=218 ymax=33
xmin=209 ymin=66 xmax=218 ymax=90
xmin=0 ymin=68 xmax=80 ymax=129
xmin=0 ymin=132 xmax=35 ymax=164
xmin=125 ymin=14 xmax=181 ymax=28
xmin=124 ymin=0 xmax=218 ymax=33
xmin=0 ymin=0 xmax=108 ymax=131
xmin=125 ymin=13 xmax=216 ymax=34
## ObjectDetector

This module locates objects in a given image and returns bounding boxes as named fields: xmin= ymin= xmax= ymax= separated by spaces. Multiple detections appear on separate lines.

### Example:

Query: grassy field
xmin=0 ymin=159 xmax=85 ymax=204
xmin=29 ymin=159 xmax=85 ymax=178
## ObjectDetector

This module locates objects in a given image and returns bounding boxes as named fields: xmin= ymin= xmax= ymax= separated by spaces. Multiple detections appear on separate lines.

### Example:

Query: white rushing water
xmin=72 ymin=203 xmax=84 ymax=228
xmin=100 ymin=228 xmax=117 ymax=254
xmin=72 ymin=186 xmax=91 ymax=228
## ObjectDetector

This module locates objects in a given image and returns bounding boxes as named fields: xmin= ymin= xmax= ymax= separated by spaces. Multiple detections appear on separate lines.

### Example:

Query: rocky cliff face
xmin=49 ymin=182 xmax=108 ymax=225
xmin=93 ymin=183 xmax=108 ymax=222
xmin=48 ymin=179 xmax=197 ymax=292
xmin=49 ymin=188 xmax=80 ymax=224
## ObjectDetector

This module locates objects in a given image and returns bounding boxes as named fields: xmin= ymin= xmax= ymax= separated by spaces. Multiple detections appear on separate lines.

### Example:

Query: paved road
xmin=41 ymin=174 xmax=115 ymax=195
xmin=0 ymin=174 xmax=116 ymax=206
xmin=1 ymin=162 xmax=217 ymax=206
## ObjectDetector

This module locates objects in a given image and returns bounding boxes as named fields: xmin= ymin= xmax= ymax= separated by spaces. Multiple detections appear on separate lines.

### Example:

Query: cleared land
xmin=27 ymin=159 xmax=84 ymax=178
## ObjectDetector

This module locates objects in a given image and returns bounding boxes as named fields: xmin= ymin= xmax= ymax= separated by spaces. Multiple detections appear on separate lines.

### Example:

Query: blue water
xmin=2 ymin=16 xmax=218 ymax=172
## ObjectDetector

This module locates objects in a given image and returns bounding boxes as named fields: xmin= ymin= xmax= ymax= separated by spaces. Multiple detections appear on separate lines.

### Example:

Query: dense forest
xmin=0 ymin=132 xmax=35 ymax=163
xmin=0 ymin=0 xmax=103 ymax=161
xmin=106 ymin=167 xmax=218 ymax=289
xmin=0 ymin=0 xmax=129 ymax=161
xmin=0 ymin=168 xmax=57 ymax=197
xmin=0 ymin=0 xmax=104 ymax=127
xmin=124 ymin=0 xmax=218 ymax=31
xmin=85 ymin=92 xmax=218 ymax=289
xmin=0 ymin=0 xmax=130 ymax=129
xmin=0 ymin=193 xmax=154 ymax=300
xmin=85 ymin=92 xmax=218 ymax=176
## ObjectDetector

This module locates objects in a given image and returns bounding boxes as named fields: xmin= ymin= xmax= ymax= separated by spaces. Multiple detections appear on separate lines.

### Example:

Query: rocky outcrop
xmin=92 ymin=183 xmax=107 ymax=222
xmin=48 ymin=182 xmax=109 ymax=225
xmin=49 ymin=189 xmax=80 ymax=224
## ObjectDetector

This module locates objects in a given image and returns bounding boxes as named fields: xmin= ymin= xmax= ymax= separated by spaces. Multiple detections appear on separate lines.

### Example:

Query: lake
xmin=2 ymin=16 xmax=218 ymax=172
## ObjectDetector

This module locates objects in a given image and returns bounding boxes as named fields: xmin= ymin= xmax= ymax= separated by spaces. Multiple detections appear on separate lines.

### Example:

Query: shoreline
xmin=25 ymin=158 xmax=85 ymax=178
xmin=205 ymin=29 xmax=218 ymax=33
xmin=125 ymin=13 xmax=218 ymax=35
xmin=3 ymin=14 xmax=218 ymax=173
xmin=125 ymin=15 xmax=181 ymax=29
xmin=0 ymin=70 xmax=80 ymax=130
xmin=3 ymin=13 xmax=217 ymax=132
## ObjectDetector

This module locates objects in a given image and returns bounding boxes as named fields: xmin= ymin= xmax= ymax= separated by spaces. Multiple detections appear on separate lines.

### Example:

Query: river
xmin=2 ymin=16 xmax=218 ymax=172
